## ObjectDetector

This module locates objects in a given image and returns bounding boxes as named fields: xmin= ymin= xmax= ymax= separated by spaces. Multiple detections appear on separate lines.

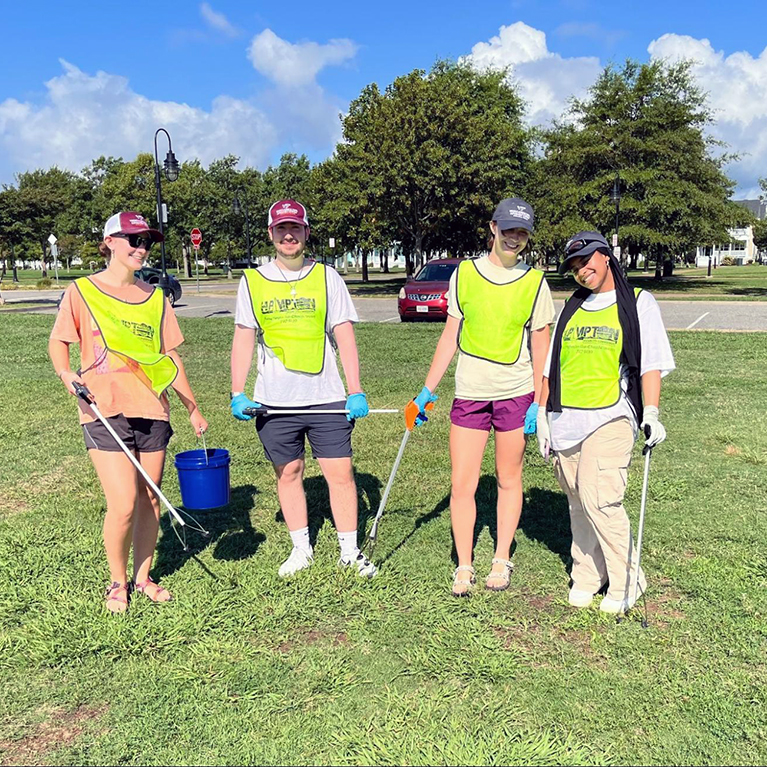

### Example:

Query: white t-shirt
xmin=234 ymin=261 xmax=359 ymax=406
xmin=544 ymin=289 xmax=675 ymax=450
xmin=447 ymin=256 xmax=556 ymax=400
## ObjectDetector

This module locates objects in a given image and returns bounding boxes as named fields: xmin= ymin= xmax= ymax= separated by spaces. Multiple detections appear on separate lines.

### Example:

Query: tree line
xmin=0 ymin=58 xmax=757 ymax=281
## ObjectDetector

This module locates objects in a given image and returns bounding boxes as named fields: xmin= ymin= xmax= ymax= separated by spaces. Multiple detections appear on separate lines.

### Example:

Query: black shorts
xmin=255 ymin=401 xmax=353 ymax=465
xmin=82 ymin=416 xmax=173 ymax=453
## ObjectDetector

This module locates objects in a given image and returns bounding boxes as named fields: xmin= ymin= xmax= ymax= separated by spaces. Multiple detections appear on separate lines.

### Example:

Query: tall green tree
xmin=532 ymin=60 xmax=744 ymax=276
xmin=0 ymin=186 xmax=31 ymax=281
xmin=312 ymin=155 xmax=393 ymax=280
xmin=15 ymin=168 xmax=79 ymax=276
xmin=339 ymin=61 xmax=531 ymax=273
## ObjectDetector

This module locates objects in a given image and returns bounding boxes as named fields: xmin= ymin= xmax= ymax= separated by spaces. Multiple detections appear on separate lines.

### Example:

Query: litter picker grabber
xmin=73 ymin=382 xmax=210 ymax=551
xmin=363 ymin=398 xmax=435 ymax=560
xmin=619 ymin=424 xmax=653 ymax=627
xmin=632 ymin=426 xmax=653 ymax=627
xmin=243 ymin=408 xmax=398 ymax=416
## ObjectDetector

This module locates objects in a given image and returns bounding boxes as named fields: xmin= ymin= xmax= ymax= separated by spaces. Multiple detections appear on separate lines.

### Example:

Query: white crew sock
xmin=289 ymin=526 xmax=312 ymax=554
xmin=337 ymin=530 xmax=359 ymax=560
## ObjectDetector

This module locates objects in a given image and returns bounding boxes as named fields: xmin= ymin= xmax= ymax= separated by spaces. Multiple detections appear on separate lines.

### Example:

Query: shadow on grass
xmin=378 ymin=477 xmax=574 ymax=570
xmin=274 ymin=471 xmax=383 ymax=547
xmin=378 ymin=474 xmax=538 ymax=565
xmin=518 ymin=486 xmax=572 ymax=566
xmin=379 ymin=492 xmax=450 ymax=565
xmin=154 ymin=483 xmax=264 ymax=581
xmin=729 ymin=287 xmax=767 ymax=297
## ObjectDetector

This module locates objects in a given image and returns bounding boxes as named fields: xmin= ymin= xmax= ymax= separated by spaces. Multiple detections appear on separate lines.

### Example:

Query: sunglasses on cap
xmin=112 ymin=233 xmax=154 ymax=251
xmin=564 ymin=237 xmax=605 ymax=257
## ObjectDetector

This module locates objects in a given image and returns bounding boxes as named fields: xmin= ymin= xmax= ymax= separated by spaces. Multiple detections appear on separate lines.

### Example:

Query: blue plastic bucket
xmin=174 ymin=449 xmax=231 ymax=510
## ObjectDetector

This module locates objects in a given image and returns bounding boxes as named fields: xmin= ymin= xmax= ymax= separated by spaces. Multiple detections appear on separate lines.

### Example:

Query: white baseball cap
xmin=103 ymin=211 xmax=164 ymax=242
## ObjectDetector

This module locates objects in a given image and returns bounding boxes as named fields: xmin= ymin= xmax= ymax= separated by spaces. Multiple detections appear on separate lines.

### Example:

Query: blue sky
xmin=1 ymin=0 xmax=765 ymax=194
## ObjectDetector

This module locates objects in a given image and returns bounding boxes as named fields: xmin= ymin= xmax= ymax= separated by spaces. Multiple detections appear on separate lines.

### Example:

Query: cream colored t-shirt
xmin=447 ymin=256 xmax=555 ymax=400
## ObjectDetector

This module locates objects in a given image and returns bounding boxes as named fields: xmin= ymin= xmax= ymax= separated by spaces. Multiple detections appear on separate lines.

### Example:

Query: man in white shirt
xmin=230 ymin=199 xmax=377 ymax=578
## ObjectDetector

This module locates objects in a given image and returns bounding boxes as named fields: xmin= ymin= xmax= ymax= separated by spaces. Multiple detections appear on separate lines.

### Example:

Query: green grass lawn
xmin=1 ymin=317 xmax=767 ymax=765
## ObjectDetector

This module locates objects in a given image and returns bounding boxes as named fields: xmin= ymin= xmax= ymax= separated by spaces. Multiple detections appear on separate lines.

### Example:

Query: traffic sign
xmin=190 ymin=228 xmax=202 ymax=249
xmin=48 ymin=233 xmax=57 ymax=245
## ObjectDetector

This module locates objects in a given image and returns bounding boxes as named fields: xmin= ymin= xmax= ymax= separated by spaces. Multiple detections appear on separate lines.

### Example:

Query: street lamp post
xmin=153 ymin=128 xmax=180 ymax=294
xmin=609 ymin=174 xmax=622 ymax=269
xmin=233 ymin=195 xmax=252 ymax=268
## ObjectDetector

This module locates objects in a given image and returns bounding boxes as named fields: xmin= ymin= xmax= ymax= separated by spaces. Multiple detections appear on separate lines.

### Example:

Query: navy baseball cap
xmin=560 ymin=231 xmax=611 ymax=274
xmin=492 ymin=198 xmax=534 ymax=232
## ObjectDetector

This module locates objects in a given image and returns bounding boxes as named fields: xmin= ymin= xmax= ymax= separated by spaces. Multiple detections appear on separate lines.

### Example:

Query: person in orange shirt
xmin=49 ymin=212 xmax=208 ymax=614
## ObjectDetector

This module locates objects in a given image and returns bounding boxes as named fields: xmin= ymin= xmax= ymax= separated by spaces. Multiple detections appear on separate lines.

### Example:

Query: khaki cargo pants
xmin=553 ymin=417 xmax=646 ymax=601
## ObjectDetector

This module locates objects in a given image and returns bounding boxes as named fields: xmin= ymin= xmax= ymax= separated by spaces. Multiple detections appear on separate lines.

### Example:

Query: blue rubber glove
xmin=413 ymin=386 xmax=438 ymax=426
xmin=524 ymin=402 xmax=539 ymax=435
xmin=346 ymin=392 xmax=369 ymax=421
xmin=231 ymin=393 xmax=261 ymax=421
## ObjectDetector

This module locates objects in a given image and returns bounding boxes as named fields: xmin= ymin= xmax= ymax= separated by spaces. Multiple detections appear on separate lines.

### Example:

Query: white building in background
xmin=695 ymin=199 xmax=767 ymax=267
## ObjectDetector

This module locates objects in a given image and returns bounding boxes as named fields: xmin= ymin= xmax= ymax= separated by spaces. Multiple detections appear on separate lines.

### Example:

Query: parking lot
xmin=6 ymin=288 xmax=767 ymax=331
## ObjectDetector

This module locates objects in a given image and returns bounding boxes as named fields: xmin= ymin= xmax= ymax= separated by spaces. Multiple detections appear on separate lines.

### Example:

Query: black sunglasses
xmin=565 ymin=237 xmax=603 ymax=257
xmin=113 ymin=233 xmax=154 ymax=251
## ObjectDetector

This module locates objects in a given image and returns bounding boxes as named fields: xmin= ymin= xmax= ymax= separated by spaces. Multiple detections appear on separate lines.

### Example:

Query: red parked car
xmin=398 ymin=258 xmax=461 ymax=322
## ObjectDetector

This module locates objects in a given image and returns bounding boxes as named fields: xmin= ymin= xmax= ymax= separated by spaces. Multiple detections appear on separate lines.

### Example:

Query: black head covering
xmin=548 ymin=237 xmax=642 ymax=420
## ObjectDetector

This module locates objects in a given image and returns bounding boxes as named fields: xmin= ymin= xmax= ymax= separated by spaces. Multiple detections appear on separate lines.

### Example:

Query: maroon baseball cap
xmin=268 ymin=199 xmax=309 ymax=228
xmin=103 ymin=211 xmax=164 ymax=242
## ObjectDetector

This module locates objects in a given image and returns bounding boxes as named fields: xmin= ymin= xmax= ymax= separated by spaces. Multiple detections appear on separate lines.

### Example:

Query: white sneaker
xmin=338 ymin=551 xmax=378 ymax=578
xmin=568 ymin=588 xmax=596 ymax=608
xmin=278 ymin=547 xmax=313 ymax=578
xmin=600 ymin=581 xmax=645 ymax=614
xmin=599 ymin=593 xmax=638 ymax=614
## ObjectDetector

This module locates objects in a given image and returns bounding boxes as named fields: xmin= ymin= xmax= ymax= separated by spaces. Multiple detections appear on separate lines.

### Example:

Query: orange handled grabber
xmin=364 ymin=398 xmax=435 ymax=559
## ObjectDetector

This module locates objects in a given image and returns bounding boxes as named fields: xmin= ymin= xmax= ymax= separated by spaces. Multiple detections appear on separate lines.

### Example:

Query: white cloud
xmin=462 ymin=22 xmax=602 ymax=126
xmin=0 ymin=60 xmax=277 ymax=180
xmin=199 ymin=2 xmax=239 ymax=37
xmin=244 ymin=29 xmax=356 ymax=152
xmin=248 ymin=29 xmax=358 ymax=88
xmin=649 ymin=34 xmax=767 ymax=196
xmin=0 ymin=28 xmax=358 ymax=184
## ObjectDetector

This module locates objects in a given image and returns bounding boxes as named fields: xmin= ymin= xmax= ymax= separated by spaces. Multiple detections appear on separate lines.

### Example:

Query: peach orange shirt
xmin=50 ymin=276 xmax=184 ymax=424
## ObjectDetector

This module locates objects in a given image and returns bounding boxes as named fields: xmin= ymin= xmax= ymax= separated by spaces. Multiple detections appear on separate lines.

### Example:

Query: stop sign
xmin=190 ymin=228 xmax=202 ymax=249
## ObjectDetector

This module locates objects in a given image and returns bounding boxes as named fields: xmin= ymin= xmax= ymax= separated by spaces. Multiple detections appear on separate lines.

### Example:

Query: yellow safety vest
xmin=244 ymin=262 xmax=328 ymax=375
xmin=75 ymin=277 xmax=178 ymax=397
xmin=456 ymin=259 xmax=544 ymax=365
xmin=559 ymin=288 xmax=642 ymax=409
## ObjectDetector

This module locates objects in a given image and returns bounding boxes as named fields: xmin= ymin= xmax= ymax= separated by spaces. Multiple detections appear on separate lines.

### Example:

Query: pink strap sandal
xmin=105 ymin=582 xmax=129 ymax=613
xmin=132 ymin=575 xmax=173 ymax=603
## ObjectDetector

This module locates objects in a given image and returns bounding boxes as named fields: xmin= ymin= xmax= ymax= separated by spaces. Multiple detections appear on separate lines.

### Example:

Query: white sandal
xmin=485 ymin=558 xmax=514 ymax=592
xmin=452 ymin=565 xmax=475 ymax=597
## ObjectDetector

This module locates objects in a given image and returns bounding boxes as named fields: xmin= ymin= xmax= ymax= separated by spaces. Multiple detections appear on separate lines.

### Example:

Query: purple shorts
xmin=450 ymin=392 xmax=534 ymax=432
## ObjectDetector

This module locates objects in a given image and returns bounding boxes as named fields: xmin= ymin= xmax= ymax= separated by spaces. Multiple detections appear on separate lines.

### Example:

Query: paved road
xmin=5 ymin=290 xmax=767 ymax=331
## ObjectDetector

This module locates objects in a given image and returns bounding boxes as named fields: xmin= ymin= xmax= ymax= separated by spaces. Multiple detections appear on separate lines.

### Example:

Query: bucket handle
xmin=197 ymin=427 xmax=209 ymax=466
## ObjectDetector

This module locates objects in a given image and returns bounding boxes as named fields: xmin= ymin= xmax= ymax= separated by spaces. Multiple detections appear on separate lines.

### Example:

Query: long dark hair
xmin=547 ymin=251 xmax=643 ymax=419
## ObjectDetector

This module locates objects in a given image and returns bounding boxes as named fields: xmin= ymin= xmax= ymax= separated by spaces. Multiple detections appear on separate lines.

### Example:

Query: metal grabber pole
xmin=363 ymin=399 xmax=434 ymax=559
xmin=73 ymin=382 xmax=210 ymax=550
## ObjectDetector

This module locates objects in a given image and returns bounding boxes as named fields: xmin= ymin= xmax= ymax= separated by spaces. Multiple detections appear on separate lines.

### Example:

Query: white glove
xmin=640 ymin=405 xmax=666 ymax=448
xmin=536 ymin=408 xmax=551 ymax=460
